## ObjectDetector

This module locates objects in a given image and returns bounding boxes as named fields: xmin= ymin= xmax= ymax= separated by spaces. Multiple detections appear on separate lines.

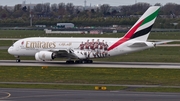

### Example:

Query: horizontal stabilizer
xmin=128 ymin=42 xmax=148 ymax=47
xmin=154 ymin=40 xmax=173 ymax=45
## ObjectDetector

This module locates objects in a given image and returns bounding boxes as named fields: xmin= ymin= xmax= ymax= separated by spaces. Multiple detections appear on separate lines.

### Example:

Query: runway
xmin=1 ymin=60 xmax=180 ymax=101
xmin=1 ymin=60 xmax=180 ymax=69
xmin=0 ymin=88 xmax=180 ymax=101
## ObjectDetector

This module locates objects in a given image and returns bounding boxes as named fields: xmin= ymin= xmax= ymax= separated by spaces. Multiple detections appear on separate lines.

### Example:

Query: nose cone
xmin=8 ymin=46 xmax=13 ymax=55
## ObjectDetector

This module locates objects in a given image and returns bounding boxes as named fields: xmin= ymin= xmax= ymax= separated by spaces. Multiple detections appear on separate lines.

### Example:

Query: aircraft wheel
xmin=75 ymin=59 xmax=93 ymax=64
xmin=66 ymin=60 xmax=70 ymax=64
xmin=85 ymin=60 xmax=93 ymax=63
xmin=70 ymin=60 xmax=74 ymax=64
xmin=66 ymin=60 xmax=74 ymax=64
xmin=75 ymin=60 xmax=80 ymax=63
xmin=89 ymin=60 xmax=93 ymax=63
xmin=16 ymin=59 xmax=20 ymax=63
xmin=80 ymin=60 xmax=86 ymax=64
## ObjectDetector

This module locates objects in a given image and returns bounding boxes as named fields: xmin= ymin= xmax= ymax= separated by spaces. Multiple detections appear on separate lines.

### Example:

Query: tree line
xmin=0 ymin=2 xmax=180 ymax=28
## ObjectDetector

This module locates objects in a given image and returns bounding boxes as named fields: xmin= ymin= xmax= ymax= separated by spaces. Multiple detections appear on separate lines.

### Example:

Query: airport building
xmin=57 ymin=23 xmax=75 ymax=28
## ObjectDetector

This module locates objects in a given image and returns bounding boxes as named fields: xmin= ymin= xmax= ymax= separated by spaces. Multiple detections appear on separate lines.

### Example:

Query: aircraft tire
xmin=75 ymin=60 xmax=81 ymax=63
xmin=89 ymin=60 xmax=93 ymax=63
xmin=66 ymin=60 xmax=74 ymax=64
xmin=16 ymin=59 xmax=20 ymax=63
xmin=74 ymin=59 xmax=93 ymax=64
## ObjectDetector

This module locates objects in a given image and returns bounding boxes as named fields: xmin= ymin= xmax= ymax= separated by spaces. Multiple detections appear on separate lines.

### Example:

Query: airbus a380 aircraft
xmin=8 ymin=6 xmax=167 ymax=63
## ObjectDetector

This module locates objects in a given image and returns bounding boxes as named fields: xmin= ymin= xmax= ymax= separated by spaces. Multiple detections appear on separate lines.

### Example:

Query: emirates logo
xmin=21 ymin=41 xmax=24 ymax=45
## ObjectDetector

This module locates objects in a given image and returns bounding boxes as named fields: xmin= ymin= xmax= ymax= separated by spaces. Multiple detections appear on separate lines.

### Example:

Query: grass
xmin=1 ymin=67 xmax=180 ymax=92
xmin=0 ymin=30 xmax=45 ymax=38
xmin=1 ymin=66 xmax=180 ymax=86
xmin=149 ymin=32 xmax=180 ymax=39
xmin=0 ymin=84 xmax=126 ymax=90
xmin=166 ymin=41 xmax=180 ymax=44
xmin=0 ymin=40 xmax=15 ymax=46
xmin=0 ymin=30 xmax=180 ymax=39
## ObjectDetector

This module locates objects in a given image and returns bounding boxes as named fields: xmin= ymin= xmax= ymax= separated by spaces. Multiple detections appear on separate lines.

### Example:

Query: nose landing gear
xmin=16 ymin=59 xmax=21 ymax=63
xmin=15 ymin=56 xmax=21 ymax=63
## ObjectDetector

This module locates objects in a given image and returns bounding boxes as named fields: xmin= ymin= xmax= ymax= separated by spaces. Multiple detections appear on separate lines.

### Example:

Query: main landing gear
xmin=66 ymin=60 xmax=75 ymax=64
xmin=66 ymin=59 xmax=93 ymax=64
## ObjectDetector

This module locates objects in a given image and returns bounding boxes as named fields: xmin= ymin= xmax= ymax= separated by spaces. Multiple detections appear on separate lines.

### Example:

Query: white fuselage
xmin=8 ymin=37 xmax=154 ymax=60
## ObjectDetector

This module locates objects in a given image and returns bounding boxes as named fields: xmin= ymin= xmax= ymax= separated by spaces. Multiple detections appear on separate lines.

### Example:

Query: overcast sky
xmin=0 ymin=0 xmax=180 ymax=6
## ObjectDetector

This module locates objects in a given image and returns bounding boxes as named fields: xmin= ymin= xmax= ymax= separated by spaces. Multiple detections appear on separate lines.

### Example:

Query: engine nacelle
xmin=35 ymin=51 xmax=55 ymax=61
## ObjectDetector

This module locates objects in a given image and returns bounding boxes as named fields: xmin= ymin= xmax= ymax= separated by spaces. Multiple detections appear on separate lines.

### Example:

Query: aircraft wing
xmin=50 ymin=49 xmax=78 ymax=59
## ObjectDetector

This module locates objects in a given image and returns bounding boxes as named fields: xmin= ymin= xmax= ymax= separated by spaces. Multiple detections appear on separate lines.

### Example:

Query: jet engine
xmin=35 ymin=51 xmax=55 ymax=61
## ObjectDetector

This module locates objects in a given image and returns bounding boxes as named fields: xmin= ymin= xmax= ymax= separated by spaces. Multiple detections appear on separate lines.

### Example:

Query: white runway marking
xmin=0 ymin=92 xmax=11 ymax=99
